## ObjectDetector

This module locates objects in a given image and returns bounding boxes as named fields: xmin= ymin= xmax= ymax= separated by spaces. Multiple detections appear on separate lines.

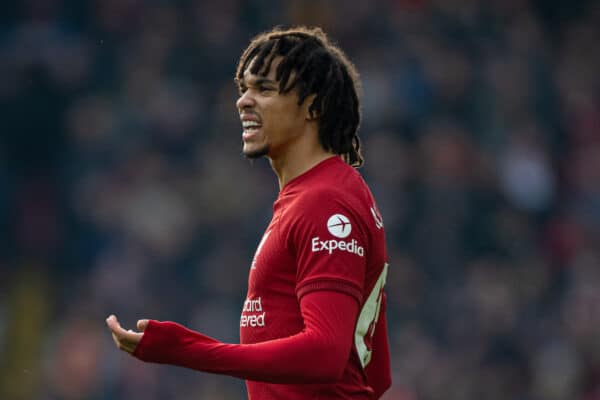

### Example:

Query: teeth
xmin=242 ymin=121 xmax=261 ymax=128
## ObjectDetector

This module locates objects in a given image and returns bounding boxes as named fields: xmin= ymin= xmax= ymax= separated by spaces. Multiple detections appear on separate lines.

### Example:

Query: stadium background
xmin=1 ymin=0 xmax=600 ymax=399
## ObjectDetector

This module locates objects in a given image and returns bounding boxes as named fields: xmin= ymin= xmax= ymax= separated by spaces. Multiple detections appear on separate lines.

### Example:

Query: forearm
xmin=135 ymin=321 xmax=344 ymax=382
xmin=133 ymin=291 xmax=358 ymax=383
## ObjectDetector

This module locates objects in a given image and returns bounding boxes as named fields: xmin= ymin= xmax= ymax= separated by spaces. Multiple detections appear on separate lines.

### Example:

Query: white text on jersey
xmin=311 ymin=237 xmax=364 ymax=257
xmin=240 ymin=296 xmax=266 ymax=328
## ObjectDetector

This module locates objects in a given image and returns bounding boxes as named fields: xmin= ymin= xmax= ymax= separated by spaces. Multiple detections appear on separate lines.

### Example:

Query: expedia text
xmin=311 ymin=237 xmax=364 ymax=257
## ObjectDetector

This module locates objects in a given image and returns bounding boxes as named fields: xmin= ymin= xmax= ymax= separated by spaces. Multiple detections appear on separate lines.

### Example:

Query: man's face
xmin=236 ymin=57 xmax=310 ymax=160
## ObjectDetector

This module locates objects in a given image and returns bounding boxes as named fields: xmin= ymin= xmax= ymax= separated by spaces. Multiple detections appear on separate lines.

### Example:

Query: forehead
xmin=241 ymin=56 xmax=283 ymax=83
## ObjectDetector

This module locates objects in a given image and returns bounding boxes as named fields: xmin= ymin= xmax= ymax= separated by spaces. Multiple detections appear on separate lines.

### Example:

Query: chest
xmin=248 ymin=214 xmax=297 ymax=296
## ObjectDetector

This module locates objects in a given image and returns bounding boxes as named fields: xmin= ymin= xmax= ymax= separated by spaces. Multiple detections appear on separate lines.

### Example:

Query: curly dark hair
xmin=235 ymin=26 xmax=363 ymax=167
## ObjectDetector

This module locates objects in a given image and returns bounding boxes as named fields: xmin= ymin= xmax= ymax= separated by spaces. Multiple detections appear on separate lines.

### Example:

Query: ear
xmin=304 ymin=94 xmax=318 ymax=121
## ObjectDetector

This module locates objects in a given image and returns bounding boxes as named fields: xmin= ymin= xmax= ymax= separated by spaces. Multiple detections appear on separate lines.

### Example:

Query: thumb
xmin=137 ymin=319 xmax=149 ymax=331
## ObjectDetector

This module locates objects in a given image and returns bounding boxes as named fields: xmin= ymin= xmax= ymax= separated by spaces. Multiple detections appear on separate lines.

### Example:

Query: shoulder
xmin=301 ymin=161 xmax=367 ymax=199
xmin=288 ymin=184 xmax=356 ymax=218
xmin=282 ymin=183 xmax=370 ymax=240
xmin=280 ymin=160 xmax=374 ymax=229
xmin=300 ymin=183 xmax=346 ymax=202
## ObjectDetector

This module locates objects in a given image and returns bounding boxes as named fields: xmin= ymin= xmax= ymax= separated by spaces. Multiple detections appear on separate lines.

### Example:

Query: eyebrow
xmin=239 ymin=76 xmax=277 ymax=87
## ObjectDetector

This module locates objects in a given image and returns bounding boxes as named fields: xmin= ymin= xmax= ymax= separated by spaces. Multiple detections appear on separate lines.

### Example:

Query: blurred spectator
xmin=1 ymin=0 xmax=600 ymax=399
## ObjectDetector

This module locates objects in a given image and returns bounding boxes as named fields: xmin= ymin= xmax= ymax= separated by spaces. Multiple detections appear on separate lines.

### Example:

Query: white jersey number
xmin=354 ymin=263 xmax=388 ymax=368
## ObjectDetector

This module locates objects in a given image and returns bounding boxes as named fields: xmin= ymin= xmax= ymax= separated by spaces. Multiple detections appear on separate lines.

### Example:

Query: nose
xmin=236 ymin=90 xmax=255 ymax=112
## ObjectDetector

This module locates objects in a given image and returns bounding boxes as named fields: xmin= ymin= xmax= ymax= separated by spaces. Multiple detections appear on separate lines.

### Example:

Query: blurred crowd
xmin=1 ymin=0 xmax=600 ymax=399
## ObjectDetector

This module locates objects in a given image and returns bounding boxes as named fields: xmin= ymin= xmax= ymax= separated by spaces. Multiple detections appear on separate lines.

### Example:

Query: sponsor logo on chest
xmin=240 ymin=296 xmax=266 ymax=328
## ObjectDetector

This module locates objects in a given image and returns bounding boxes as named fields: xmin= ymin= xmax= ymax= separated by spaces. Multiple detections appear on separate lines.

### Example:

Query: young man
xmin=106 ymin=26 xmax=391 ymax=399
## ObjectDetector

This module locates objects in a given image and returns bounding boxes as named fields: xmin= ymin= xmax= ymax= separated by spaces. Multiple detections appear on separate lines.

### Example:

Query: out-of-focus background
xmin=1 ymin=0 xmax=600 ymax=399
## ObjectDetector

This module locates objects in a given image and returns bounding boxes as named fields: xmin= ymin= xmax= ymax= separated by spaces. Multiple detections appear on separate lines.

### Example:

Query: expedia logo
xmin=311 ymin=237 xmax=364 ymax=257
xmin=327 ymin=214 xmax=352 ymax=238
xmin=312 ymin=214 xmax=364 ymax=256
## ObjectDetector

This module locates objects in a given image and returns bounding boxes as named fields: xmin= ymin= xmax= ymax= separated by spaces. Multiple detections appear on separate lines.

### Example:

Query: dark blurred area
xmin=1 ymin=0 xmax=600 ymax=399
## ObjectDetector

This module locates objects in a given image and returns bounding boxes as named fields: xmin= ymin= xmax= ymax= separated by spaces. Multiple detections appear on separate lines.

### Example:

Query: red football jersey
xmin=241 ymin=156 xmax=391 ymax=399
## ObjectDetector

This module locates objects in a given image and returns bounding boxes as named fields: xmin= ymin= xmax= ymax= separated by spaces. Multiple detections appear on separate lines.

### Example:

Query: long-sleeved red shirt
xmin=135 ymin=157 xmax=391 ymax=399
xmin=135 ymin=291 xmax=357 ymax=381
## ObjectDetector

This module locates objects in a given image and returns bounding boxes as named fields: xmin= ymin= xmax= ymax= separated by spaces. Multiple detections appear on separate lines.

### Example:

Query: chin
xmin=243 ymin=145 xmax=270 ymax=159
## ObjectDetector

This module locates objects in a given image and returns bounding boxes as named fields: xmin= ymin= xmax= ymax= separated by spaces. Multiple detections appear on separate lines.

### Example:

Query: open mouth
xmin=242 ymin=120 xmax=262 ymax=137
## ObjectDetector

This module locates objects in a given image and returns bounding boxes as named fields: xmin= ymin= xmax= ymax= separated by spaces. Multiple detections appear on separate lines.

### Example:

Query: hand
xmin=106 ymin=314 xmax=148 ymax=354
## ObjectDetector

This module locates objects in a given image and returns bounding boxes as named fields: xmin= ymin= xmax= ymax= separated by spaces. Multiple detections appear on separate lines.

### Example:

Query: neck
xmin=269 ymin=131 xmax=336 ymax=190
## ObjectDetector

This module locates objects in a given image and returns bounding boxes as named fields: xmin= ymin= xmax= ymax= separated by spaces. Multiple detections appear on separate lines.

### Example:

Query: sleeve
xmin=133 ymin=290 xmax=359 ymax=383
xmin=285 ymin=190 xmax=367 ymax=302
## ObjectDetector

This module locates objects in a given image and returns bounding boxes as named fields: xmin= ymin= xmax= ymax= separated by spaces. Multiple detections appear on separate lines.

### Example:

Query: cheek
xmin=276 ymin=102 xmax=304 ymax=125
xmin=262 ymin=98 xmax=304 ymax=135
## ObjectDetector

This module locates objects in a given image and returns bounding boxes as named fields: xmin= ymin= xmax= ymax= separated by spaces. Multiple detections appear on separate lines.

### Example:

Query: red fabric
xmin=134 ymin=157 xmax=391 ymax=399
xmin=134 ymin=290 xmax=358 ymax=383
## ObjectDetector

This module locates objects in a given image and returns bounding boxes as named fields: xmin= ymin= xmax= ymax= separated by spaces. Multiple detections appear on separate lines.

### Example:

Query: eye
xmin=239 ymin=85 xmax=248 ymax=95
xmin=259 ymin=85 xmax=273 ymax=93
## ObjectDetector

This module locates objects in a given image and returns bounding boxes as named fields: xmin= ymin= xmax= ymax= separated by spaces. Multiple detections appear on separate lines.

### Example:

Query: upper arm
xmin=285 ymin=189 xmax=368 ymax=302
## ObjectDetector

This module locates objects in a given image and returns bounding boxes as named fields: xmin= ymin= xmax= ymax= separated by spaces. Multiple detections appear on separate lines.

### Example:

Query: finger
xmin=112 ymin=329 xmax=142 ymax=353
xmin=112 ymin=333 xmax=134 ymax=353
xmin=106 ymin=315 xmax=130 ymax=337
xmin=137 ymin=319 xmax=149 ymax=331
xmin=117 ymin=329 xmax=142 ymax=344
xmin=107 ymin=318 xmax=141 ymax=347
xmin=106 ymin=314 xmax=121 ymax=331
xmin=106 ymin=315 xmax=123 ymax=334
xmin=111 ymin=332 xmax=122 ymax=349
